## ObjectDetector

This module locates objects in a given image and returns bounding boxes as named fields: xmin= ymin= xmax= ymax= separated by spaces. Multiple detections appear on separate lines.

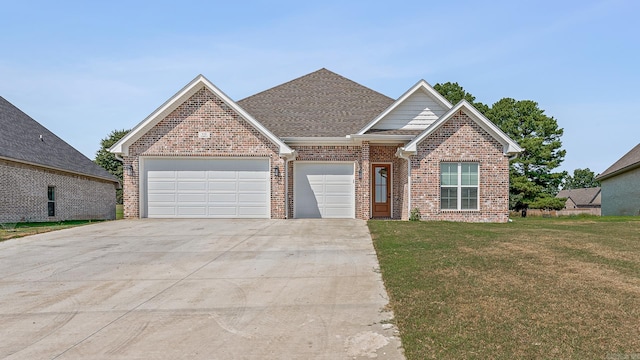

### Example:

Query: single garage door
xmin=143 ymin=158 xmax=270 ymax=218
xmin=294 ymin=162 xmax=355 ymax=218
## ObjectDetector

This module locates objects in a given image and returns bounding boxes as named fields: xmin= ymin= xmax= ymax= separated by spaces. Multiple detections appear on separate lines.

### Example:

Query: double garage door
xmin=143 ymin=158 xmax=270 ymax=218
xmin=142 ymin=159 xmax=355 ymax=219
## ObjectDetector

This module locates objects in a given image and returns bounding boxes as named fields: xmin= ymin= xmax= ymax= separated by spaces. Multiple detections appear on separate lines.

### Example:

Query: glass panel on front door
xmin=375 ymin=166 xmax=387 ymax=203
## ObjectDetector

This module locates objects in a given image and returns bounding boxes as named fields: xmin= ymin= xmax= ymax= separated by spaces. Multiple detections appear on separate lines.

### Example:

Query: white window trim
xmin=440 ymin=162 xmax=479 ymax=211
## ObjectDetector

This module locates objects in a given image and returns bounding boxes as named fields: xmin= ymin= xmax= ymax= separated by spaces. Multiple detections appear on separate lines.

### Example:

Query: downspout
xmin=395 ymin=148 xmax=412 ymax=219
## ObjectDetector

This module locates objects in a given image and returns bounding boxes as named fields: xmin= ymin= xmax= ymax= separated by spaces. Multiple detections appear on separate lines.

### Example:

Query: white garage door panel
xmin=145 ymin=158 xmax=270 ymax=218
xmin=294 ymin=163 xmax=355 ymax=219
xmin=178 ymin=206 xmax=207 ymax=216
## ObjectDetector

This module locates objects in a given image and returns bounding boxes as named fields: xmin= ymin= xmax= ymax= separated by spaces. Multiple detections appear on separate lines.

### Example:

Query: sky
xmin=1 ymin=0 xmax=638 ymax=175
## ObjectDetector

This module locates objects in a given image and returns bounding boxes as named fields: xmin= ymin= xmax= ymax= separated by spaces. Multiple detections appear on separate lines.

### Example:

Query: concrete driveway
xmin=0 ymin=219 xmax=404 ymax=359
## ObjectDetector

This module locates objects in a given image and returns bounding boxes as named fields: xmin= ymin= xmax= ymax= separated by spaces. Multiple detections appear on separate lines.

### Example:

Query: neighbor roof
xmin=597 ymin=143 xmax=640 ymax=181
xmin=238 ymin=68 xmax=395 ymax=137
xmin=0 ymin=96 xmax=118 ymax=182
xmin=556 ymin=187 xmax=601 ymax=207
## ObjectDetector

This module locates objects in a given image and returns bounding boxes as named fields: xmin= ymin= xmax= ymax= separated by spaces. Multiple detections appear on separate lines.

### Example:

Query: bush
xmin=409 ymin=207 xmax=421 ymax=221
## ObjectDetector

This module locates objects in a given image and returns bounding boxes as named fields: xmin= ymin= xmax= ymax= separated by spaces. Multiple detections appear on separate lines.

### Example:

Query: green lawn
xmin=369 ymin=217 xmax=640 ymax=359
xmin=116 ymin=204 xmax=124 ymax=220
xmin=0 ymin=220 xmax=101 ymax=242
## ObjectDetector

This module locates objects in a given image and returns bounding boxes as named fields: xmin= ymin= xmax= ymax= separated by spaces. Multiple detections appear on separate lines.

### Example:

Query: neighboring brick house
xmin=0 ymin=96 xmax=119 ymax=223
xmin=596 ymin=143 xmax=640 ymax=216
xmin=110 ymin=69 xmax=522 ymax=222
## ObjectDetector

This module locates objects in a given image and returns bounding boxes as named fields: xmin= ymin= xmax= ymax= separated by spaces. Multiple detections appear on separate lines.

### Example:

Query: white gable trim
xmin=356 ymin=79 xmax=453 ymax=135
xmin=401 ymin=100 xmax=523 ymax=155
xmin=109 ymin=75 xmax=294 ymax=157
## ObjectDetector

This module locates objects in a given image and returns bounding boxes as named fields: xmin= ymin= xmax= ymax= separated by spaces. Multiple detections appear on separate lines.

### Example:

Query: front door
xmin=372 ymin=164 xmax=391 ymax=218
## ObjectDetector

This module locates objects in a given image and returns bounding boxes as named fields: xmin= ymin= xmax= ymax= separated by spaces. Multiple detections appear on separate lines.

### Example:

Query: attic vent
xmin=39 ymin=135 xmax=43 ymax=141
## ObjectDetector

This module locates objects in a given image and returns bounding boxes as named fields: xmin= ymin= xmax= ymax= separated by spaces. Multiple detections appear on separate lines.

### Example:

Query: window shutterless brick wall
xmin=0 ymin=159 xmax=116 ymax=222
xmin=124 ymin=87 xmax=285 ymax=219
xmin=411 ymin=111 xmax=510 ymax=222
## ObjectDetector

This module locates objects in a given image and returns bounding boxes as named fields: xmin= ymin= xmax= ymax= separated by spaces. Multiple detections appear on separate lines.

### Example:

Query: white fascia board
xmin=403 ymin=100 xmax=523 ymax=155
xmin=348 ymin=134 xmax=415 ymax=143
xmin=109 ymin=75 xmax=294 ymax=157
xmin=356 ymin=79 xmax=454 ymax=135
xmin=282 ymin=137 xmax=356 ymax=146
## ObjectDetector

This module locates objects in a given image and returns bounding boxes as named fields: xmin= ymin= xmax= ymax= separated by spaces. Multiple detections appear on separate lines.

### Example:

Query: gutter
xmin=596 ymin=162 xmax=640 ymax=182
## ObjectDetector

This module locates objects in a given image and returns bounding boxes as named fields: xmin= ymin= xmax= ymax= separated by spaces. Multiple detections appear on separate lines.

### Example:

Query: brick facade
xmin=123 ymin=87 xmax=284 ymax=219
xmin=289 ymin=145 xmax=367 ymax=219
xmin=0 ymin=159 xmax=116 ymax=222
xmin=121 ymin=91 xmax=511 ymax=223
xmin=410 ymin=111 xmax=510 ymax=222
xmin=370 ymin=145 xmax=406 ymax=219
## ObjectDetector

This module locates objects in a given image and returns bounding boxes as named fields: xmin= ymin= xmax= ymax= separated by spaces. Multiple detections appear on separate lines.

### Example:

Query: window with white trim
xmin=440 ymin=162 xmax=478 ymax=210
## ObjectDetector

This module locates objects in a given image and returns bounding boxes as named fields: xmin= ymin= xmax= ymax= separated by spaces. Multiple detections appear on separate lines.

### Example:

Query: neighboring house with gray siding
xmin=111 ymin=69 xmax=522 ymax=222
xmin=596 ymin=143 xmax=640 ymax=216
xmin=0 ymin=96 xmax=119 ymax=222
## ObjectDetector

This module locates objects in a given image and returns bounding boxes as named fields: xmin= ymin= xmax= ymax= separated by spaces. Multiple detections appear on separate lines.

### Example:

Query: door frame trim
xmin=370 ymin=162 xmax=393 ymax=218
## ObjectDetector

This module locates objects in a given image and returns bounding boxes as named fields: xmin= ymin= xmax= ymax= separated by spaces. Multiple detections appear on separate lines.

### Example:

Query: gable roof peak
xmin=357 ymin=78 xmax=453 ymax=135
xmin=401 ymin=100 xmax=522 ymax=155
xmin=110 ymin=74 xmax=294 ymax=157
xmin=238 ymin=69 xmax=394 ymax=138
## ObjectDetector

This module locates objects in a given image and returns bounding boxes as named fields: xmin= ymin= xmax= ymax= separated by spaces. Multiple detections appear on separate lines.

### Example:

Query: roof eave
xmin=109 ymin=75 xmax=294 ymax=157
xmin=0 ymin=156 xmax=120 ymax=185
xmin=596 ymin=162 xmax=640 ymax=181
xmin=403 ymin=100 xmax=523 ymax=156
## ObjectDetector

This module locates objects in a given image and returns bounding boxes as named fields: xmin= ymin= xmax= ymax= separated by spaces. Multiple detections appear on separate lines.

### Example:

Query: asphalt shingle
xmin=597 ymin=143 xmax=640 ymax=180
xmin=0 ymin=96 xmax=118 ymax=182
xmin=238 ymin=68 xmax=395 ymax=137
xmin=556 ymin=187 xmax=601 ymax=207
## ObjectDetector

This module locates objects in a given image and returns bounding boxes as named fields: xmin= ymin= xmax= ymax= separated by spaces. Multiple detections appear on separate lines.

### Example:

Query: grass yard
xmin=369 ymin=217 xmax=640 ymax=359
xmin=0 ymin=220 xmax=100 ymax=242
xmin=116 ymin=204 xmax=124 ymax=220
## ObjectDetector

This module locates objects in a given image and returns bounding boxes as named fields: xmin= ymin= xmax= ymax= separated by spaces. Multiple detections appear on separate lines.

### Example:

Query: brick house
xmin=0 ymin=96 xmax=119 ymax=222
xmin=110 ymin=69 xmax=522 ymax=222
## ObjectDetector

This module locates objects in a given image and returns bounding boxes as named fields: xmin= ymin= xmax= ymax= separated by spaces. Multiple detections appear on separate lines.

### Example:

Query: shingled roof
xmin=556 ymin=187 xmax=601 ymax=207
xmin=237 ymin=68 xmax=394 ymax=137
xmin=597 ymin=143 xmax=640 ymax=181
xmin=0 ymin=96 xmax=118 ymax=182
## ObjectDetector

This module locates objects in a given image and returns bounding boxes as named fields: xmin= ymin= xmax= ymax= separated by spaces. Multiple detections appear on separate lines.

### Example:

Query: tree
xmin=95 ymin=129 xmax=130 ymax=204
xmin=433 ymin=82 xmax=489 ymax=114
xmin=528 ymin=194 xmax=567 ymax=210
xmin=485 ymin=98 xmax=566 ymax=209
xmin=563 ymin=168 xmax=600 ymax=189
